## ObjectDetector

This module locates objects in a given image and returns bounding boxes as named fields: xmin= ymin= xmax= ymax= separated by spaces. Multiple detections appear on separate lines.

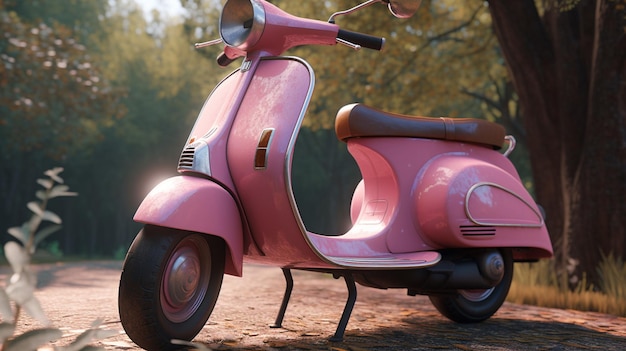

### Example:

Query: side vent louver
xmin=460 ymin=225 xmax=496 ymax=237
xmin=176 ymin=140 xmax=211 ymax=176
xmin=178 ymin=145 xmax=196 ymax=169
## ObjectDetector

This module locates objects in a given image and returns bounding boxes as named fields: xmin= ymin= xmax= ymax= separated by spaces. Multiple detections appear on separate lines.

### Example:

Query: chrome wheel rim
xmin=459 ymin=288 xmax=495 ymax=302
xmin=161 ymin=236 xmax=211 ymax=323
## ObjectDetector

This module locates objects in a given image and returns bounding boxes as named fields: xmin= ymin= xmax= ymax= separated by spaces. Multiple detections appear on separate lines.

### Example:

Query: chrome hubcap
xmin=459 ymin=287 xmax=495 ymax=302
xmin=161 ymin=236 xmax=210 ymax=323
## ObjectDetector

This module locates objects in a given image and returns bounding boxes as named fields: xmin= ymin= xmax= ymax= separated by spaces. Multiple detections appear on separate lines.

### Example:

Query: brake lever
xmin=336 ymin=38 xmax=362 ymax=50
xmin=194 ymin=38 xmax=223 ymax=49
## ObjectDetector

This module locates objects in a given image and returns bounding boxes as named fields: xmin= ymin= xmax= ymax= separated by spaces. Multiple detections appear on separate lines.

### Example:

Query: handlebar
xmin=337 ymin=29 xmax=385 ymax=51
xmin=216 ymin=28 xmax=385 ymax=67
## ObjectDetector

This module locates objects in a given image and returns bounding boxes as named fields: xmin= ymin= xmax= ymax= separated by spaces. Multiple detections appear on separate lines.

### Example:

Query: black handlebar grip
xmin=217 ymin=52 xmax=236 ymax=67
xmin=337 ymin=29 xmax=385 ymax=51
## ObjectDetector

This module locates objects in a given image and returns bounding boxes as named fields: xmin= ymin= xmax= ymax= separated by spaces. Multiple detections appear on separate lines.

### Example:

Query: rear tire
xmin=119 ymin=225 xmax=224 ymax=350
xmin=429 ymin=249 xmax=513 ymax=323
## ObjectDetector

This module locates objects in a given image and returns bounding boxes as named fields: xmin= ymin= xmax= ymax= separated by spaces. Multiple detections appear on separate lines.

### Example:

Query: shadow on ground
xmin=379 ymin=317 xmax=623 ymax=350
xmin=196 ymin=314 xmax=626 ymax=350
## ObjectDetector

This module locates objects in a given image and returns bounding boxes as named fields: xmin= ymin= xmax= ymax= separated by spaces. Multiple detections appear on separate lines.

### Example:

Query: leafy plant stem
xmin=26 ymin=190 xmax=50 ymax=252
xmin=0 ymin=168 xmax=117 ymax=350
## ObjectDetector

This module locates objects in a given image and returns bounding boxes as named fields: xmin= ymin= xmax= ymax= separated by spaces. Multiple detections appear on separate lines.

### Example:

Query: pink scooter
xmin=118 ymin=0 xmax=553 ymax=349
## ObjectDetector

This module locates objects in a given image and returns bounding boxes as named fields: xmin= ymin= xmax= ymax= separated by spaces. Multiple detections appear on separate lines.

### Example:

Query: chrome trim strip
xmin=277 ymin=56 xmax=315 ymax=238
xmin=327 ymin=254 xmax=441 ymax=269
xmin=276 ymin=56 xmax=439 ymax=270
xmin=464 ymin=182 xmax=544 ymax=228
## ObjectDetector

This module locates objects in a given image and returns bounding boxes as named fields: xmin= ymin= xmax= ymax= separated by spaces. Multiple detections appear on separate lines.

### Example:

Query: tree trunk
xmin=572 ymin=0 xmax=626 ymax=284
xmin=487 ymin=0 xmax=626 ymax=287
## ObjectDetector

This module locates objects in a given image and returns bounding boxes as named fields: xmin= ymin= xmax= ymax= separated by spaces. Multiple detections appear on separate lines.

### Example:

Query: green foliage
xmin=42 ymin=240 xmax=63 ymax=258
xmin=597 ymin=252 xmax=626 ymax=301
xmin=1 ymin=168 xmax=115 ymax=350
xmin=0 ymin=5 xmax=123 ymax=159
xmin=112 ymin=245 xmax=129 ymax=261
xmin=3 ymin=0 xmax=108 ymax=43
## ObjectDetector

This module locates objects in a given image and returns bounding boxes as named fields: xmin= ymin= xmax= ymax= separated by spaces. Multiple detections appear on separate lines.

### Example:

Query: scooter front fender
xmin=134 ymin=176 xmax=243 ymax=276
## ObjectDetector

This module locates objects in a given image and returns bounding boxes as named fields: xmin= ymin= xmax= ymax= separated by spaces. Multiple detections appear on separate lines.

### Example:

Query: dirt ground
xmin=2 ymin=261 xmax=625 ymax=350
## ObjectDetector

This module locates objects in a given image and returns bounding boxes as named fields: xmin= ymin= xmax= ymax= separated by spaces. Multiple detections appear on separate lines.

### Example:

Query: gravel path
xmin=2 ymin=261 xmax=625 ymax=350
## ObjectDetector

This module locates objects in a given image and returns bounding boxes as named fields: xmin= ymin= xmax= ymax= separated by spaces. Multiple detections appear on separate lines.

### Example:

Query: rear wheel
xmin=429 ymin=249 xmax=513 ymax=323
xmin=119 ymin=225 xmax=224 ymax=350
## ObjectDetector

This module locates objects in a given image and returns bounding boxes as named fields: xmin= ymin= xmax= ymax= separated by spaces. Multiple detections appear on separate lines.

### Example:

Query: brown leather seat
xmin=335 ymin=104 xmax=506 ymax=149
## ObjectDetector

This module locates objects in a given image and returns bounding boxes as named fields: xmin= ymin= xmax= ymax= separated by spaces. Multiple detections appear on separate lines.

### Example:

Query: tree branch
xmin=383 ymin=4 xmax=485 ymax=87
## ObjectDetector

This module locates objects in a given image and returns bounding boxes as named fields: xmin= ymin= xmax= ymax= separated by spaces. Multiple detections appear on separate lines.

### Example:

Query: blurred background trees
xmin=1 ymin=0 xmax=623 ymax=291
xmin=1 ymin=0 xmax=223 ymax=257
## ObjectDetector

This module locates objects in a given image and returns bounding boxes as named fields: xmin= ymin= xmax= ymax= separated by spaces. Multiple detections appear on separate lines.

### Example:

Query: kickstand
xmin=270 ymin=268 xmax=293 ymax=328
xmin=329 ymin=273 xmax=357 ymax=342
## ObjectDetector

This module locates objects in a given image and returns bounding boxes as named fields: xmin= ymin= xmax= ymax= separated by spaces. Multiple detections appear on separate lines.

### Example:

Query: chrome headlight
xmin=220 ymin=0 xmax=266 ymax=49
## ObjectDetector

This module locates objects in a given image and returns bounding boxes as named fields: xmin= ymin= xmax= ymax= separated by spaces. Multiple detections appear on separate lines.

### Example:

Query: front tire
xmin=119 ymin=225 xmax=225 ymax=350
xmin=429 ymin=249 xmax=513 ymax=323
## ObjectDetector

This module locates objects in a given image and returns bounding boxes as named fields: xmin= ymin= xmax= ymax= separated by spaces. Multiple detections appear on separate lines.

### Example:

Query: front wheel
xmin=119 ymin=225 xmax=225 ymax=350
xmin=428 ymin=249 xmax=513 ymax=323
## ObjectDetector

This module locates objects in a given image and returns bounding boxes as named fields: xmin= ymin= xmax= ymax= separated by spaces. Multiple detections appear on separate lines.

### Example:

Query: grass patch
xmin=507 ymin=254 xmax=626 ymax=317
